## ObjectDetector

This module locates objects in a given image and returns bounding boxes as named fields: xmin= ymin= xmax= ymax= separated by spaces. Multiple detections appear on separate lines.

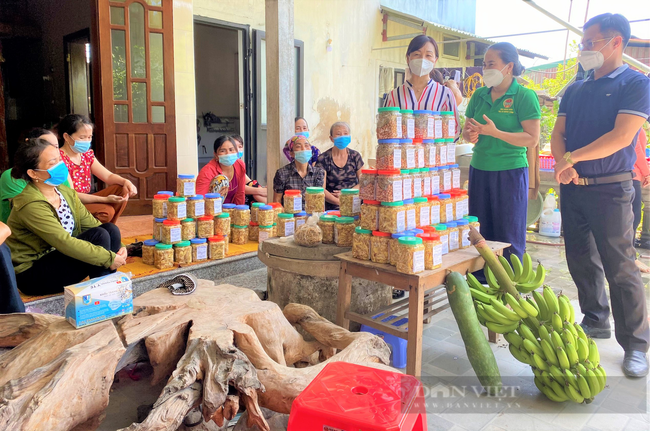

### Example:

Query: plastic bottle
xmin=539 ymin=208 xmax=562 ymax=237
xmin=543 ymin=193 xmax=557 ymax=211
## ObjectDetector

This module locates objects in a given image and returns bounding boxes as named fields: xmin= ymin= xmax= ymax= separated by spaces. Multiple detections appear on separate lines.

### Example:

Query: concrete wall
xmin=380 ymin=0 xmax=476 ymax=34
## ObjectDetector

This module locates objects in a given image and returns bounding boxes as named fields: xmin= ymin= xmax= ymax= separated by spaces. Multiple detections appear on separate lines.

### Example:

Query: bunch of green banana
xmin=501 ymin=253 xmax=547 ymax=294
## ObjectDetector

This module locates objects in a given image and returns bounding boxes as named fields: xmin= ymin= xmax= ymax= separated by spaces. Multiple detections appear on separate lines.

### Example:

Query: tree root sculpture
xmin=0 ymin=280 xmax=393 ymax=431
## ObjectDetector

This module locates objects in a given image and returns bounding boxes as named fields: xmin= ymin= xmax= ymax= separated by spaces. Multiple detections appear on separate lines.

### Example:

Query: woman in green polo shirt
xmin=462 ymin=42 xmax=541 ymax=262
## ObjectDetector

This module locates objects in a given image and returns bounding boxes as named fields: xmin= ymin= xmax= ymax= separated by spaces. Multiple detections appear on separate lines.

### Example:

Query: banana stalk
xmin=468 ymin=226 xmax=519 ymax=299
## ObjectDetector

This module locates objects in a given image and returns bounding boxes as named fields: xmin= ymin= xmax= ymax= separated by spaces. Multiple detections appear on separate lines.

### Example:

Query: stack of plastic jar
xmin=429 ymin=196 xmax=441 ymax=225
xmin=359 ymin=169 xmax=377 ymax=201
xmin=414 ymin=110 xmax=431 ymax=139
xmin=439 ymin=193 xmax=453 ymax=223
xmin=142 ymin=239 xmax=159 ymax=265
xmin=376 ymin=170 xmax=402 ymax=202
xmin=352 ymin=227 xmax=372 ymax=260
xmin=174 ymin=241 xmax=192 ymax=264
xmin=294 ymin=211 xmax=308 ymax=230
xmin=154 ymin=243 xmax=174 ymax=269
xmin=214 ymin=213 xmax=231 ymax=236
xmin=277 ymin=213 xmax=295 ymax=237
xmin=414 ymin=197 xmax=430 ymax=228
xmin=191 ymin=238 xmax=208 ymax=262
xmin=283 ymin=190 xmax=302 ymax=214
xmin=205 ymin=193 xmax=223 ymax=216
xmin=435 ymin=139 xmax=447 ymax=166
xmin=457 ymin=219 xmax=471 ymax=249
xmin=162 ymin=219 xmax=182 ymax=244
xmin=376 ymin=140 xmax=402 ymax=170
xmin=305 ymin=187 xmax=325 ymax=213
xmin=403 ymin=199 xmax=416 ymax=230
xmin=376 ymin=107 xmax=402 ymax=139
xmin=435 ymin=224 xmax=449 ymax=255
xmin=379 ymin=201 xmax=406 ymax=234
xmin=334 ymin=217 xmax=355 ymax=247
xmin=318 ymin=214 xmax=337 ymax=244
xmin=153 ymin=194 xmax=169 ymax=219
xmin=422 ymin=168 xmax=431 ymax=196
xmin=401 ymin=139 xmax=416 ymax=169
xmin=418 ymin=233 xmax=443 ymax=270
xmin=396 ymin=237 xmax=425 ymax=274
xmin=181 ymin=218 xmax=196 ymax=241
xmin=208 ymin=236 xmax=226 ymax=260
xmin=423 ymin=139 xmax=436 ymax=167
xmin=167 ymin=197 xmax=187 ymax=220
xmin=430 ymin=167 xmax=441 ymax=195
xmin=370 ymin=231 xmax=391 ymax=264
xmin=401 ymin=169 xmax=413 ymax=200
xmin=446 ymin=221 xmax=460 ymax=252
xmin=445 ymin=138 xmax=456 ymax=164
xmin=187 ymin=195 xmax=205 ymax=218
xmin=432 ymin=111 xmax=443 ymax=139
xmin=340 ymin=189 xmax=361 ymax=217
xmin=412 ymin=168 xmax=423 ymax=198
xmin=360 ymin=200 xmax=380 ymax=231
xmin=400 ymin=109 xmax=415 ymax=139
xmin=441 ymin=111 xmax=456 ymax=138
xmin=251 ymin=202 xmax=264 ymax=223
xmin=177 ymin=174 xmax=196 ymax=197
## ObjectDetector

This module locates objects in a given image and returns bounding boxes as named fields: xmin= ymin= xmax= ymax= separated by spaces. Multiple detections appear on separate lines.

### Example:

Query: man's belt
xmin=575 ymin=172 xmax=634 ymax=186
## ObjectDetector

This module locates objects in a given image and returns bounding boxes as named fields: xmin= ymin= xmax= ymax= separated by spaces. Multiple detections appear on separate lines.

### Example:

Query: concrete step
xmin=26 ymin=251 xmax=265 ymax=316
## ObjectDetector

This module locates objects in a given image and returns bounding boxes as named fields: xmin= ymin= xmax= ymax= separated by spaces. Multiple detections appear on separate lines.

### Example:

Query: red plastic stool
xmin=287 ymin=362 xmax=427 ymax=431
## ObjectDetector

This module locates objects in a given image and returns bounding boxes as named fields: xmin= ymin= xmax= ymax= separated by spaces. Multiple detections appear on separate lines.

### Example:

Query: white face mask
xmin=577 ymin=38 xmax=614 ymax=71
xmin=482 ymin=65 xmax=508 ymax=88
xmin=409 ymin=58 xmax=434 ymax=77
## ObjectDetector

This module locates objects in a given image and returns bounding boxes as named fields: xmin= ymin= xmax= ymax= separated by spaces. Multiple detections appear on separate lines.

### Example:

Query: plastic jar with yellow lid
xmin=360 ymin=200 xmax=380 ymax=231
xmin=418 ymin=233 xmax=443 ymax=270
xmin=334 ymin=217 xmax=355 ymax=247
xmin=376 ymin=169 xmax=403 ymax=202
xmin=430 ymin=167 xmax=441 ymax=195
xmin=446 ymin=222 xmax=460 ymax=252
xmin=414 ymin=197 xmax=430 ymax=228
xmin=403 ymin=199 xmax=417 ymax=231
xmin=258 ymin=224 xmax=273 ymax=243
xmin=401 ymin=169 xmax=413 ymax=201
xmin=318 ymin=215 xmax=337 ymax=244
xmin=187 ymin=195 xmax=205 ymax=219
xmin=435 ymin=224 xmax=449 ymax=255
xmin=154 ymin=243 xmax=174 ymax=269
xmin=231 ymin=225 xmax=248 ymax=245
xmin=142 ymin=239 xmax=159 ymax=266
xmin=191 ymin=238 xmax=208 ymax=262
xmin=457 ymin=219 xmax=471 ymax=249
xmin=161 ymin=219 xmax=182 ymax=244
xmin=371 ymin=231 xmax=391 ymax=264
xmin=177 ymin=174 xmax=196 ymax=197
xmin=438 ymin=193 xmax=453 ymax=223
xmin=396 ymin=237 xmax=425 ymax=274
xmin=340 ymin=189 xmax=361 ymax=217
xmin=376 ymin=107 xmax=402 ymax=139
xmin=352 ymin=227 xmax=372 ymax=260
xmin=167 ymin=197 xmax=187 ymax=221
xmin=205 ymin=193 xmax=223 ymax=216
xmin=277 ymin=213 xmax=295 ymax=237
xmin=400 ymin=109 xmax=415 ymax=139
xmin=251 ymin=202 xmax=264 ymax=223
xmin=283 ymin=189 xmax=302 ymax=214
xmin=208 ymin=236 xmax=226 ymax=260
xmin=153 ymin=217 xmax=165 ymax=241
xmin=152 ymin=194 xmax=169 ymax=219
xmin=379 ymin=201 xmax=406 ymax=234
xmin=214 ymin=213 xmax=231 ymax=236
xmin=305 ymin=187 xmax=325 ymax=214
xmin=173 ymin=241 xmax=192 ymax=264
xmin=181 ymin=218 xmax=196 ymax=241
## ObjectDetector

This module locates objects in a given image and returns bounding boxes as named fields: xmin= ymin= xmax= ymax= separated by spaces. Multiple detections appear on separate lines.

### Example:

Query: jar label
xmin=184 ymin=181 xmax=195 ymax=196
xmin=177 ymin=203 xmax=187 ymax=220
xmin=413 ymin=178 xmax=422 ymax=197
xmin=406 ymin=208 xmax=416 ymax=230
xmin=418 ymin=148 xmax=425 ymax=168
xmin=352 ymin=196 xmax=361 ymax=214
xmin=402 ymin=178 xmax=412 ymax=200
xmin=296 ymin=218 xmax=306 ymax=229
xmin=448 ymin=119 xmax=456 ymax=137
xmin=284 ymin=220 xmax=295 ymax=236
xmin=443 ymin=171 xmax=452 ymax=191
xmin=413 ymin=250 xmax=425 ymax=273
xmin=393 ymin=149 xmax=401 ymax=169
xmin=194 ymin=201 xmax=205 ymax=217
xmin=433 ymin=244 xmax=443 ymax=266
xmin=334 ymin=226 xmax=338 ymax=243
xmin=258 ymin=231 xmax=269 ymax=243
xmin=431 ymin=205 xmax=441 ymax=224
xmin=293 ymin=196 xmax=303 ymax=212
xmin=393 ymin=180 xmax=403 ymax=201
xmin=406 ymin=149 xmax=416 ymax=169
xmin=427 ymin=118 xmax=434 ymax=138
xmin=197 ymin=244 xmax=208 ymax=260
xmin=435 ymin=119 xmax=443 ymax=139
xmin=396 ymin=210 xmax=406 ymax=233
xmin=420 ymin=206 xmax=430 ymax=227
xmin=396 ymin=116 xmax=403 ymax=138
xmin=170 ymin=227 xmax=181 ymax=243
xmin=450 ymin=231 xmax=459 ymax=250
xmin=452 ymin=170 xmax=460 ymax=189
xmin=429 ymin=146 xmax=436 ymax=166
xmin=431 ymin=176 xmax=440 ymax=195
xmin=448 ymin=143 xmax=456 ymax=163
xmin=423 ymin=177 xmax=431 ymax=196
xmin=407 ymin=119 xmax=415 ymax=139
xmin=456 ymin=202 xmax=463 ymax=220
xmin=162 ymin=201 xmax=168 ymax=218
xmin=462 ymin=228 xmax=471 ymax=247
xmin=440 ymin=145 xmax=448 ymax=165
xmin=441 ymin=234 xmax=449 ymax=254
xmin=446 ymin=203 xmax=454 ymax=221
xmin=213 ymin=199 xmax=222 ymax=214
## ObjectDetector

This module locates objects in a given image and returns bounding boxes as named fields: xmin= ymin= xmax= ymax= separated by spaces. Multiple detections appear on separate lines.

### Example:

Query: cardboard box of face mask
xmin=64 ymin=272 xmax=133 ymax=329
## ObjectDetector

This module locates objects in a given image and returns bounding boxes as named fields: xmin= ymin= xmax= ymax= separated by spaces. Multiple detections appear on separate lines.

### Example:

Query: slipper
xmin=635 ymin=259 xmax=650 ymax=274
xmin=157 ymin=273 xmax=198 ymax=295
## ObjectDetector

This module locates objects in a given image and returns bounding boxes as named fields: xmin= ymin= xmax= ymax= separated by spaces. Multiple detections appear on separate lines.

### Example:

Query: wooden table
xmin=336 ymin=241 xmax=509 ymax=376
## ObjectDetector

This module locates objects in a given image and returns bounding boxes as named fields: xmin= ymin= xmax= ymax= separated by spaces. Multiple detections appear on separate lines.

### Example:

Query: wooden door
xmin=94 ymin=0 xmax=176 ymax=215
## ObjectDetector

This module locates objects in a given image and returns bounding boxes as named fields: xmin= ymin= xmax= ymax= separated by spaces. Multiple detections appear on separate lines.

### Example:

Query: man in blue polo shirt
xmin=552 ymin=13 xmax=650 ymax=377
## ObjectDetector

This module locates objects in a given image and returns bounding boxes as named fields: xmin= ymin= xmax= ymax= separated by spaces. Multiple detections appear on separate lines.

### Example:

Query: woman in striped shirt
xmin=383 ymin=35 xmax=459 ymax=128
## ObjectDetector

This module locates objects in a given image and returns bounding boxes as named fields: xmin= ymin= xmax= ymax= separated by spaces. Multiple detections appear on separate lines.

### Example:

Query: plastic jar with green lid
xmin=277 ymin=213 xmax=296 ymax=237
xmin=258 ymin=224 xmax=273 ymax=243
xmin=446 ymin=221 xmax=460 ymax=252
xmin=205 ymin=193 xmax=222 ymax=216
xmin=283 ymin=189 xmax=303 ymax=214
xmin=167 ymin=197 xmax=187 ymax=220
xmin=379 ymin=201 xmax=406 ymax=234
xmin=305 ymin=187 xmax=325 ymax=213
xmin=445 ymin=138 xmax=456 ymax=165
xmin=251 ymin=202 xmax=264 ymax=223
xmin=435 ymin=139 xmax=447 ymax=166
xmin=418 ymin=233 xmax=443 ymax=270
xmin=191 ymin=238 xmax=208 ymax=262
xmin=187 ymin=195 xmax=205 ymax=218
xmin=377 ymin=107 xmax=402 ymax=139
xmin=413 ymin=110 xmax=431 ymax=140
xmin=400 ymin=109 xmax=415 ymax=139
xmin=181 ymin=218 xmax=196 ymax=241
xmin=208 ymin=236 xmax=226 ymax=260
xmin=440 ymin=112 xmax=456 ymax=139
xmin=402 ymin=199 xmax=416 ymax=231
xmin=430 ymin=167 xmax=440 ymax=195
xmin=318 ymin=215 xmax=337 ymax=244
xmin=340 ymin=189 xmax=360 ymax=217
xmin=371 ymin=231 xmax=391 ymax=264
xmin=401 ymin=169 xmax=413 ymax=201
xmin=173 ymin=240 xmax=192 ymax=264
xmin=389 ymin=233 xmax=408 ymax=266
xmin=396 ymin=236 xmax=425 ymax=274
xmin=435 ymin=224 xmax=449 ymax=255
xmin=414 ymin=197 xmax=430 ymax=227
xmin=360 ymin=200 xmax=380 ymax=231
xmin=152 ymin=194 xmax=169 ymax=219
xmin=429 ymin=196 xmax=441 ymax=225
xmin=412 ymin=167 xmax=423 ymax=198
xmin=352 ymin=226 xmax=372 ymax=260
xmin=465 ymin=215 xmax=480 ymax=234
xmin=154 ymin=243 xmax=174 ymax=269
xmin=177 ymin=174 xmax=196 ymax=197
xmin=231 ymin=225 xmax=248 ymax=245
xmin=214 ymin=213 xmax=231 ymax=236
xmin=142 ymin=239 xmax=159 ymax=265
xmin=334 ymin=216 xmax=355 ymax=247
xmin=421 ymin=168 xmax=432 ymax=196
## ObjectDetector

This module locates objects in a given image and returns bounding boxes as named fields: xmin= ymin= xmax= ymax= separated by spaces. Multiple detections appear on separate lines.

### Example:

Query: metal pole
xmin=562 ymin=0 xmax=573 ymax=80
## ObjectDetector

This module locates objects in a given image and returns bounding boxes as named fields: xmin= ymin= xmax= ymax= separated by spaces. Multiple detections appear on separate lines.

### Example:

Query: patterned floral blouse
xmin=60 ymin=149 xmax=95 ymax=194
xmin=316 ymin=148 xmax=364 ymax=210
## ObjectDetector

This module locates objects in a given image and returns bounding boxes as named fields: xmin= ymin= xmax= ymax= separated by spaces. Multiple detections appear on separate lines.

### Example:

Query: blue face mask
xmin=36 ymin=161 xmax=69 ymax=187
xmin=333 ymin=135 xmax=351 ymax=150
xmin=296 ymin=131 xmax=310 ymax=139
xmin=238 ymin=150 xmax=244 ymax=160
xmin=219 ymin=153 xmax=239 ymax=167
xmin=71 ymin=140 xmax=91 ymax=154
xmin=294 ymin=149 xmax=312 ymax=164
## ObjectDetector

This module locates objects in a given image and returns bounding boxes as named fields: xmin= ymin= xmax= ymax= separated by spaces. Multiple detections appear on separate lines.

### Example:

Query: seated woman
xmin=273 ymin=135 xmax=325 ymax=208
xmin=316 ymin=122 xmax=364 ymax=210
xmin=58 ymin=114 xmax=137 ymax=224
xmin=0 ymin=221 xmax=24 ymax=314
xmin=230 ymin=134 xmax=267 ymax=204
xmin=6 ymin=138 xmax=126 ymax=296
xmin=196 ymin=135 xmax=246 ymax=204
xmin=282 ymin=117 xmax=312 ymax=161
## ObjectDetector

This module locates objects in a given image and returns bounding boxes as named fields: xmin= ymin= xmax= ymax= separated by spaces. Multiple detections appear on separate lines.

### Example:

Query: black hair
xmin=584 ymin=13 xmax=631 ymax=47
xmin=487 ymin=42 xmax=525 ymax=76
xmin=213 ymin=135 xmax=236 ymax=153
xmin=229 ymin=134 xmax=243 ymax=145
xmin=11 ymin=138 xmax=56 ymax=182
xmin=430 ymin=69 xmax=445 ymax=85
xmin=295 ymin=116 xmax=308 ymax=128
xmin=25 ymin=127 xmax=54 ymax=140
xmin=56 ymin=114 xmax=94 ymax=144
xmin=406 ymin=35 xmax=439 ymax=60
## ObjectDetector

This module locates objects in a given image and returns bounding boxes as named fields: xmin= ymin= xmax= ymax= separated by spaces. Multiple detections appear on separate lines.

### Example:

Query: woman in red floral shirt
xmin=57 ymin=115 xmax=137 ymax=223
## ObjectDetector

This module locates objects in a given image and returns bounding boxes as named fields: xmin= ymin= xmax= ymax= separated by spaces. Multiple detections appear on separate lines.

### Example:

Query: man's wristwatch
xmin=563 ymin=152 xmax=575 ymax=165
